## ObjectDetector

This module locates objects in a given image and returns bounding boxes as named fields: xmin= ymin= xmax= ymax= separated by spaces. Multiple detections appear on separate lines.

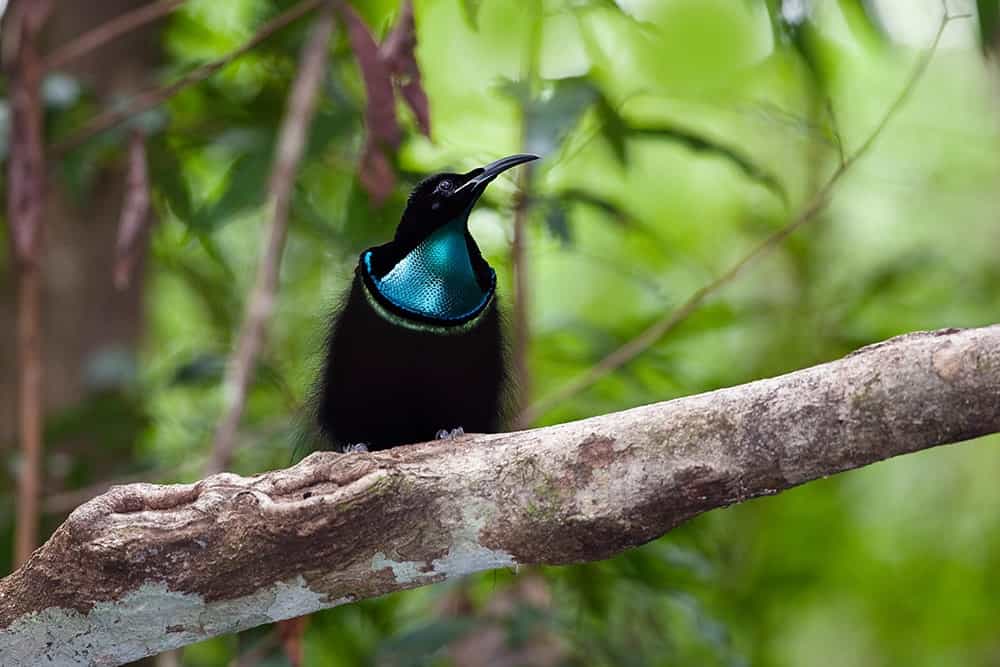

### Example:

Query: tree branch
xmin=1 ymin=324 xmax=998 ymax=665
xmin=42 ymin=0 xmax=185 ymax=72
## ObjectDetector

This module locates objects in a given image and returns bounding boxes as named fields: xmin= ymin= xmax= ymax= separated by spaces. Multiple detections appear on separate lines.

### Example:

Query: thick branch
xmin=2 ymin=325 xmax=999 ymax=666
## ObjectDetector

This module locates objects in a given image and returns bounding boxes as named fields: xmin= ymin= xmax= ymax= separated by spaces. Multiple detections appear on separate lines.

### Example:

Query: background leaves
xmin=2 ymin=1 xmax=1000 ymax=666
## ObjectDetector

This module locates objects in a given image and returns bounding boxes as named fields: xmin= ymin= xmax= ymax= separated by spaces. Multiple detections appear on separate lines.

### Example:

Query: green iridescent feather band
xmin=360 ymin=276 xmax=496 ymax=334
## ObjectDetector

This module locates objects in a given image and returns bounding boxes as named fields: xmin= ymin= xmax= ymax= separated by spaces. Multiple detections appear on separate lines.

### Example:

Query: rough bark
xmin=1 ymin=324 xmax=998 ymax=666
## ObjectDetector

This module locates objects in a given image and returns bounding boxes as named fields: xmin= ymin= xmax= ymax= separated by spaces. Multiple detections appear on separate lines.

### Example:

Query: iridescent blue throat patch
xmin=363 ymin=219 xmax=495 ymax=325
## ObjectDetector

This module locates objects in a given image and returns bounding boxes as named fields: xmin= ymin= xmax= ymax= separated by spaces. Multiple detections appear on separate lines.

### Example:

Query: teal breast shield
xmin=368 ymin=219 xmax=492 ymax=322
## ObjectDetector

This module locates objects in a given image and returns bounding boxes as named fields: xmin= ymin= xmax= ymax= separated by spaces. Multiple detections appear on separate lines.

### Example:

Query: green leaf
xmin=761 ymin=3 xmax=847 ymax=162
xmin=837 ymin=0 xmax=888 ymax=47
xmin=338 ymin=178 xmax=407 ymax=249
xmin=555 ymin=188 xmax=633 ymax=224
xmin=628 ymin=124 xmax=788 ymax=206
xmin=375 ymin=618 xmax=476 ymax=666
xmin=543 ymin=200 xmax=572 ymax=246
xmin=305 ymin=106 xmax=355 ymax=162
xmin=54 ymin=115 xmax=121 ymax=206
xmin=170 ymin=352 xmax=288 ymax=398
xmin=595 ymin=93 xmax=629 ymax=164
xmin=156 ymin=248 xmax=237 ymax=333
xmin=763 ymin=0 xmax=820 ymax=75
xmin=499 ymin=77 xmax=600 ymax=155
xmin=290 ymin=187 xmax=341 ymax=243
xmin=521 ymin=78 xmax=600 ymax=156
xmin=977 ymin=0 xmax=1000 ymax=55
xmin=45 ymin=390 xmax=152 ymax=478
xmin=192 ymin=149 xmax=270 ymax=232
xmin=761 ymin=0 xmax=794 ymax=45
xmin=148 ymin=139 xmax=195 ymax=223
xmin=193 ymin=232 xmax=236 ymax=281
xmin=458 ymin=0 xmax=485 ymax=30
xmin=495 ymin=77 xmax=533 ymax=105
xmin=170 ymin=353 xmax=226 ymax=386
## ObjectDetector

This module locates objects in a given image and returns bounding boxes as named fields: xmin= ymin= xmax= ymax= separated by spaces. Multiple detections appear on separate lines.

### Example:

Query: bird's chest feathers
xmin=367 ymin=219 xmax=490 ymax=322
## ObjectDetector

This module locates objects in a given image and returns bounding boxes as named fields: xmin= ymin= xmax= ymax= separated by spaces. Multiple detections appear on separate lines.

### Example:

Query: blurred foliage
xmin=3 ymin=0 xmax=1000 ymax=665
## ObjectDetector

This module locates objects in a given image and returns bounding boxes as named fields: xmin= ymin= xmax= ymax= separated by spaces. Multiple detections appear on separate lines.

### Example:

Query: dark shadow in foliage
xmin=976 ymin=0 xmax=1000 ymax=56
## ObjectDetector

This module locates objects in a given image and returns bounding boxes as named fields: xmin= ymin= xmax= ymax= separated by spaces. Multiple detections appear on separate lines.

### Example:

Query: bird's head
xmin=361 ymin=154 xmax=538 ymax=325
xmin=392 ymin=153 xmax=540 ymax=248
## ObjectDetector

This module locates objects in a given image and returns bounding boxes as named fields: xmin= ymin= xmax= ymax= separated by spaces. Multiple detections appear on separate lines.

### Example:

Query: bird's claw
xmin=342 ymin=442 xmax=370 ymax=453
xmin=435 ymin=427 xmax=465 ymax=440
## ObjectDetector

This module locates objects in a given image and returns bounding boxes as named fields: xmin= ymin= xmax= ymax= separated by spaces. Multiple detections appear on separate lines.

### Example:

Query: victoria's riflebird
xmin=316 ymin=154 xmax=539 ymax=452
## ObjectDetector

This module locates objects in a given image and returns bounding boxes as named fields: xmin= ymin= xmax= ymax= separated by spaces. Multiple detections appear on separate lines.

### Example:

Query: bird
xmin=314 ymin=153 xmax=539 ymax=452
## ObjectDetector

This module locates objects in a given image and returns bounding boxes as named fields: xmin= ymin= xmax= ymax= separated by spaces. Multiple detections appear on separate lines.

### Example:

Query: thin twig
xmin=51 ymin=0 xmax=323 ymax=156
xmin=207 ymin=2 xmax=335 ymax=475
xmin=509 ymin=6 xmax=543 ymax=428
xmin=4 ymin=0 xmax=52 ymax=567
xmin=521 ymin=9 xmax=959 ymax=425
xmin=43 ymin=0 xmax=186 ymax=72
xmin=14 ymin=268 xmax=43 ymax=565
xmin=510 ymin=165 xmax=534 ymax=428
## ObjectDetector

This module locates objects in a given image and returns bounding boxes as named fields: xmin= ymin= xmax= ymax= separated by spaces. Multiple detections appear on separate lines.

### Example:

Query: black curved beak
xmin=456 ymin=153 xmax=540 ymax=195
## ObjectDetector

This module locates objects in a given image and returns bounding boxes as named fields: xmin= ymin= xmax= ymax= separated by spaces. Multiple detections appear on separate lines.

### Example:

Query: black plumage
xmin=315 ymin=154 xmax=538 ymax=451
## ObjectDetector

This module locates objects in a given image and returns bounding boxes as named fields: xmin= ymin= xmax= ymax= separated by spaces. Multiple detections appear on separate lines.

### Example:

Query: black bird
xmin=316 ymin=154 xmax=539 ymax=452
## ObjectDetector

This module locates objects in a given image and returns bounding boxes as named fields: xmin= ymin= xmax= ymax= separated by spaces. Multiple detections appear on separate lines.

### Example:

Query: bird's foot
xmin=342 ymin=442 xmax=370 ymax=453
xmin=435 ymin=427 xmax=466 ymax=440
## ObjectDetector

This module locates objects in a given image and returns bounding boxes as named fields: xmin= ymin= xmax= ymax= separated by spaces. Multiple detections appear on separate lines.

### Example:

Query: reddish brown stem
xmin=14 ymin=266 xmax=43 ymax=565
xmin=114 ymin=130 xmax=153 ymax=290
xmin=4 ymin=0 xmax=52 ymax=567
xmin=43 ymin=0 xmax=185 ymax=72
xmin=510 ymin=165 xmax=534 ymax=428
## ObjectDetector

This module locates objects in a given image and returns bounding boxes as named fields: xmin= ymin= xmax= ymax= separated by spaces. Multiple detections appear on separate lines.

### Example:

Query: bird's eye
xmin=438 ymin=179 xmax=454 ymax=194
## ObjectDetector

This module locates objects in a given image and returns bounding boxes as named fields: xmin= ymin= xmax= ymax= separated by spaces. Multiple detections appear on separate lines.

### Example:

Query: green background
xmin=2 ymin=0 xmax=999 ymax=665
